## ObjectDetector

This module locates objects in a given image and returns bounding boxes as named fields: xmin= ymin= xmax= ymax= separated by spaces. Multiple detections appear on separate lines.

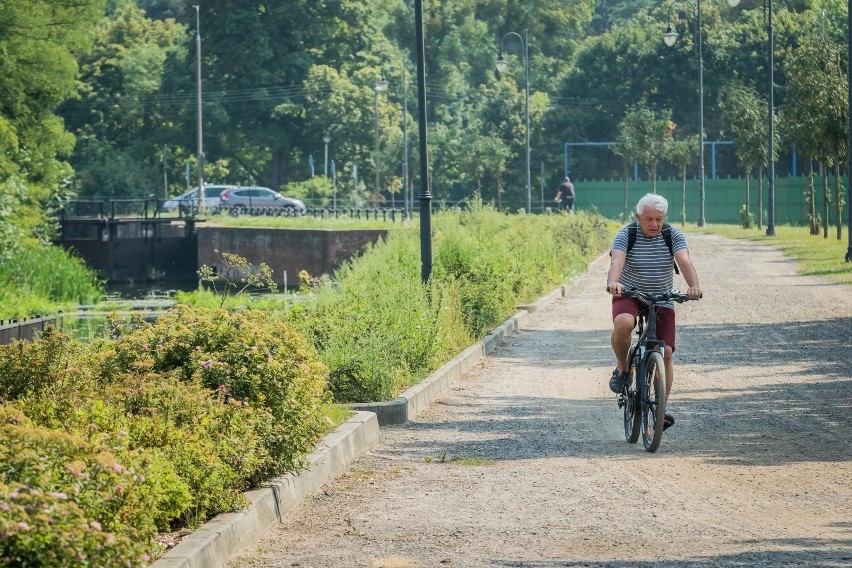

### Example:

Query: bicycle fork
xmin=616 ymin=345 xmax=641 ymax=409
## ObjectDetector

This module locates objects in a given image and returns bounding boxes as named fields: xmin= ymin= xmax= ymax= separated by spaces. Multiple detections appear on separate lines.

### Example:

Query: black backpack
xmin=623 ymin=221 xmax=680 ymax=274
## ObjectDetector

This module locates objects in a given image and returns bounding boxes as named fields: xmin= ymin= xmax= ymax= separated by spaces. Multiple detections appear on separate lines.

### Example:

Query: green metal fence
xmin=573 ymin=176 xmax=845 ymax=225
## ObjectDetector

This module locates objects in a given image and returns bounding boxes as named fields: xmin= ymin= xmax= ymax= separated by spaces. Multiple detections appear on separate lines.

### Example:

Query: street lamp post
xmin=847 ymin=0 xmax=852 ymax=262
xmin=374 ymin=74 xmax=389 ymax=208
xmin=496 ymin=30 xmax=531 ymax=214
xmin=663 ymin=0 xmax=740 ymax=227
xmin=414 ymin=0 xmax=433 ymax=283
xmin=402 ymin=61 xmax=410 ymax=219
xmin=193 ymin=5 xmax=204 ymax=213
xmin=323 ymin=135 xmax=331 ymax=178
xmin=766 ymin=0 xmax=776 ymax=237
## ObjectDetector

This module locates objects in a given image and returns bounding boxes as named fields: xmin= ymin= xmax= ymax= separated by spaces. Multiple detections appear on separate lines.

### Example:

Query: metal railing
xmin=0 ymin=315 xmax=58 ymax=346
xmin=59 ymin=198 xmax=415 ymax=223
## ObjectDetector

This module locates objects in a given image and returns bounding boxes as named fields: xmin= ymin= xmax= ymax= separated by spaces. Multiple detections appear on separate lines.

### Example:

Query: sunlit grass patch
xmin=691 ymin=223 xmax=851 ymax=286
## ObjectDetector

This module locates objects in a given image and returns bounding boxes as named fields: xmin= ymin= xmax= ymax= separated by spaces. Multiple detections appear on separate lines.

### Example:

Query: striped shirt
xmin=612 ymin=223 xmax=688 ymax=308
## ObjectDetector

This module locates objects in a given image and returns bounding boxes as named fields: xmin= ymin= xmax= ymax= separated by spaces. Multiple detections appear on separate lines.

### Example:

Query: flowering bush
xmin=0 ymin=306 xmax=333 ymax=560
xmin=0 ymin=482 xmax=149 ymax=567
xmin=0 ymin=407 xmax=165 ymax=566
xmin=99 ymin=305 xmax=331 ymax=483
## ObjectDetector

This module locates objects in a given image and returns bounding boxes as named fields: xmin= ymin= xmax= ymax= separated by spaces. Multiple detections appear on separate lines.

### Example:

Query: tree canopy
xmin=0 ymin=0 xmax=848 ymax=234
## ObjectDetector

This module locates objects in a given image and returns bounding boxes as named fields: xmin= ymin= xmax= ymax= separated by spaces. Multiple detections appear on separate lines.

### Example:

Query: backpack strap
xmin=661 ymin=223 xmax=680 ymax=274
xmin=626 ymin=222 xmax=638 ymax=254
xmin=622 ymin=221 xmax=680 ymax=274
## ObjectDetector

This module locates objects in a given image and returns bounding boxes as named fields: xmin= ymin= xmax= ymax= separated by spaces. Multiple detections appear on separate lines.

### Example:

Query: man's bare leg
xmin=611 ymin=313 xmax=635 ymax=372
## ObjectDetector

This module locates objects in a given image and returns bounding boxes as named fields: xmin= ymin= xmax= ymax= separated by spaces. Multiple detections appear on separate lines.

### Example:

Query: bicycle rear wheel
xmin=641 ymin=351 xmax=667 ymax=452
xmin=623 ymin=355 xmax=641 ymax=443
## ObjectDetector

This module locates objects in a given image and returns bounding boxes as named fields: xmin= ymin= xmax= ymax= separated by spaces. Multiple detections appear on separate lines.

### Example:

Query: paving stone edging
xmin=152 ymin=284 xmax=568 ymax=568
xmin=152 ymin=411 xmax=380 ymax=568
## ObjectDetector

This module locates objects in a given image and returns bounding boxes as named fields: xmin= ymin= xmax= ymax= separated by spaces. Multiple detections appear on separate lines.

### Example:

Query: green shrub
xmin=740 ymin=205 xmax=755 ymax=229
xmin=0 ymin=305 xmax=335 ymax=551
xmin=0 ymin=482 xmax=151 ymax=567
xmin=0 ymin=406 xmax=179 ymax=564
xmin=289 ymin=227 xmax=468 ymax=403
xmin=100 ymin=305 xmax=331 ymax=481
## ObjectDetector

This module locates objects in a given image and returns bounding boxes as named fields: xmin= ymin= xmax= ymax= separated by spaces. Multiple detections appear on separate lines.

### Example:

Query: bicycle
xmin=615 ymin=288 xmax=697 ymax=452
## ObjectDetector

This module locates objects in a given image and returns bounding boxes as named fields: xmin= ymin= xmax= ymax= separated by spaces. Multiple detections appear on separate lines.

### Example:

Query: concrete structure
xmin=58 ymin=219 xmax=387 ymax=288
xmin=197 ymin=227 xmax=386 ymax=287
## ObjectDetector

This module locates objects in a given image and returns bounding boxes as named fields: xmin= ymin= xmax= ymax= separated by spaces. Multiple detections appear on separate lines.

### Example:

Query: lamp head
xmin=663 ymin=25 xmax=679 ymax=47
xmin=727 ymin=0 xmax=741 ymax=6
xmin=495 ymin=53 xmax=508 ymax=73
xmin=375 ymin=74 xmax=389 ymax=93
xmin=323 ymin=135 xmax=331 ymax=144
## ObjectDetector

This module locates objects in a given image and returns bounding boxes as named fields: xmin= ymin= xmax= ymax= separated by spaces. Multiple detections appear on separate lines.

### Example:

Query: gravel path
xmin=229 ymin=233 xmax=852 ymax=568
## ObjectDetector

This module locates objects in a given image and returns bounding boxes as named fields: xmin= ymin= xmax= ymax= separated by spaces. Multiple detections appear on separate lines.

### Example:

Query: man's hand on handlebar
xmin=686 ymin=286 xmax=703 ymax=299
xmin=606 ymin=282 xmax=623 ymax=295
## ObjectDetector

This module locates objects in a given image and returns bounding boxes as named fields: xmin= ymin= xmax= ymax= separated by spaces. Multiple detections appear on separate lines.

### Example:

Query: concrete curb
xmin=152 ymin=411 xmax=380 ymax=568
xmin=152 ymin=282 xmax=571 ymax=567
xmin=349 ymin=309 xmax=529 ymax=426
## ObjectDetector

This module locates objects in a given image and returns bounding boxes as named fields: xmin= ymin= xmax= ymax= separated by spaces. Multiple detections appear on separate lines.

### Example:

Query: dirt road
xmin=229 ymin=233 xmax=852 ymax=568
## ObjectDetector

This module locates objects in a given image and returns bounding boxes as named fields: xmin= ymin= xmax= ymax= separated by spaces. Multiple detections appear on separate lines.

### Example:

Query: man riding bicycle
xmin=605 ymin=193 xmax=703 ymax=431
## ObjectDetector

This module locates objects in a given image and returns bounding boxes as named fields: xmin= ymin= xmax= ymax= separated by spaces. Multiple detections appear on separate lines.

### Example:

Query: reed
xmin=0 ymin=244 xmax=103 ymax=319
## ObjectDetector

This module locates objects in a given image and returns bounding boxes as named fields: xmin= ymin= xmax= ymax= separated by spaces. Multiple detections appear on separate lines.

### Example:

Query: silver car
xmin=220 ymin=186 xmax=306 ymax=215
xmin=161 ymin=185 xmax=234 ymax=213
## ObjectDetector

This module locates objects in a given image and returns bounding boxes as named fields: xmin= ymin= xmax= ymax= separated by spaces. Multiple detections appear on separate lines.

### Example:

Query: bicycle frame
xmin=618 ymin=288 xmax=694 ymax=452
xmin=628 ymin=301 xmax=665 ymax=382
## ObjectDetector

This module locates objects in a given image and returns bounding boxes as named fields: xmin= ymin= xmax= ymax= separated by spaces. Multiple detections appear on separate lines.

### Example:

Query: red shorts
xmin=612 ymin=297 xmax=677 ymax=352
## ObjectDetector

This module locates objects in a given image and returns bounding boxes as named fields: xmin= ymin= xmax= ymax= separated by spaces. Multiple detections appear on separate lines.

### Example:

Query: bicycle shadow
xmin=488 ymin=539 xmax=852 ymax=566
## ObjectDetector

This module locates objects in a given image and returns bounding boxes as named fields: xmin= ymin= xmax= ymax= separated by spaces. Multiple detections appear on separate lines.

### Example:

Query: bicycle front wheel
xmin=641 ymin=351 xmax=667 ymax=452
xmin=623 ymin=356 xmax=641 ymax=444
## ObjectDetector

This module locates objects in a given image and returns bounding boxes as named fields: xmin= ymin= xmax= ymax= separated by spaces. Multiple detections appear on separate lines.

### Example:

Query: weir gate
xmin=57 ymin=198 xmax=387 ymax=287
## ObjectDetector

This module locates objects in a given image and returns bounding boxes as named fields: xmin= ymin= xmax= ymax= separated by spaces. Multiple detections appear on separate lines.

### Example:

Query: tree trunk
xmin=808 ymin=160 xmax=818 ymax=235
xmin=757 ymin=167 xmax=763 ymax=230
xmin=651 ymin=160 xmax=657 ymax=194
xmin=622 ymin=162 xmax=630 ymax=222
xmin=267 ymin=145 xmax=292 ymax=190
xmin=822 ymin=162 xmax=829 ymax=239
xmin=835 ymin=163 xmax=843 ymax=240
xmin=745 ymin=169 xmax=751 ymax=225
xmin=681 ymin=163 xmax=687 ymax=226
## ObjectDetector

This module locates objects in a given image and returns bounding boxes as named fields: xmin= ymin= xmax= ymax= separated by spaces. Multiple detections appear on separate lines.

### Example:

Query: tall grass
xmin=0 ymin=245 xmax=104 ymax=319
xmin=289 ymin=202 xmax=615 ymax=402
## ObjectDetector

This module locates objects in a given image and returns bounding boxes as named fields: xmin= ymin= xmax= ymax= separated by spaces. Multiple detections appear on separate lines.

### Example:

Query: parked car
xmin=160 ymin=185 xmax=235 ymax=213
xmin=220 ymin=186 xmax=306 ymax=215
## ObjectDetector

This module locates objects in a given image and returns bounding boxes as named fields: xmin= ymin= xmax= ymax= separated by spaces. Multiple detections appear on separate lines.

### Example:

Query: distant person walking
xmin=554 ymin=176 xmax=575 ymax=213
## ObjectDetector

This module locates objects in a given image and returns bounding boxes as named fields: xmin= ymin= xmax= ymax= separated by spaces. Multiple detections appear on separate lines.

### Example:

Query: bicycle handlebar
xmin=616 ymin=288 xmax=697 ymax=306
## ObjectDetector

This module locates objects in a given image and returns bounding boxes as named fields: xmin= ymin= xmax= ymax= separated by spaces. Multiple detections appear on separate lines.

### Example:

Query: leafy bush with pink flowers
xmin=0 ymin=306 xmax=332 ymax=563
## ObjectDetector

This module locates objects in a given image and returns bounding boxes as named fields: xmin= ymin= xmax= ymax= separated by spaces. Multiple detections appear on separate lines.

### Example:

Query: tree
xmin=61 ymin=1 xmax=186 ymax=197
xmin=0 ymin=0 xmax=104 ymax=241
xmin=616 ymin=105 xmax=675 ymax=194
xmin=663 ymin=134 xmax=698 ymax=225
xmin=783 ymin=34 xmax=846 ymax=236
xmin=719 ymin=84 xmax=772 ymax=229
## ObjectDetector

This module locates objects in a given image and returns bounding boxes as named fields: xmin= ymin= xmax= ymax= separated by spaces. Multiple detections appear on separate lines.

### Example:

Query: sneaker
xmin=609 ymin=369 xmax=629 ymax=393
xmin=663 ymin=413 xmax=675 ymax=431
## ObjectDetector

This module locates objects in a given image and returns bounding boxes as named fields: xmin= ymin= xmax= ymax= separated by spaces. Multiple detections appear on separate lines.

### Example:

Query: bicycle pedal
xmin=616 ymin=395 xmax=625 ymax=409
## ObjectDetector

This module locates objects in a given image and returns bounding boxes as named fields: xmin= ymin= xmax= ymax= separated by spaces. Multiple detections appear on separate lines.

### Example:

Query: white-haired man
xmin=605 ymin=193 xmax=702 ymax=430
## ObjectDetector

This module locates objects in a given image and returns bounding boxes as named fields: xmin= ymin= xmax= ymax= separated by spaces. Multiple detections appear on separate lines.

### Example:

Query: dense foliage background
xmin=2 ymin=0 xmax=848 ymax=235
